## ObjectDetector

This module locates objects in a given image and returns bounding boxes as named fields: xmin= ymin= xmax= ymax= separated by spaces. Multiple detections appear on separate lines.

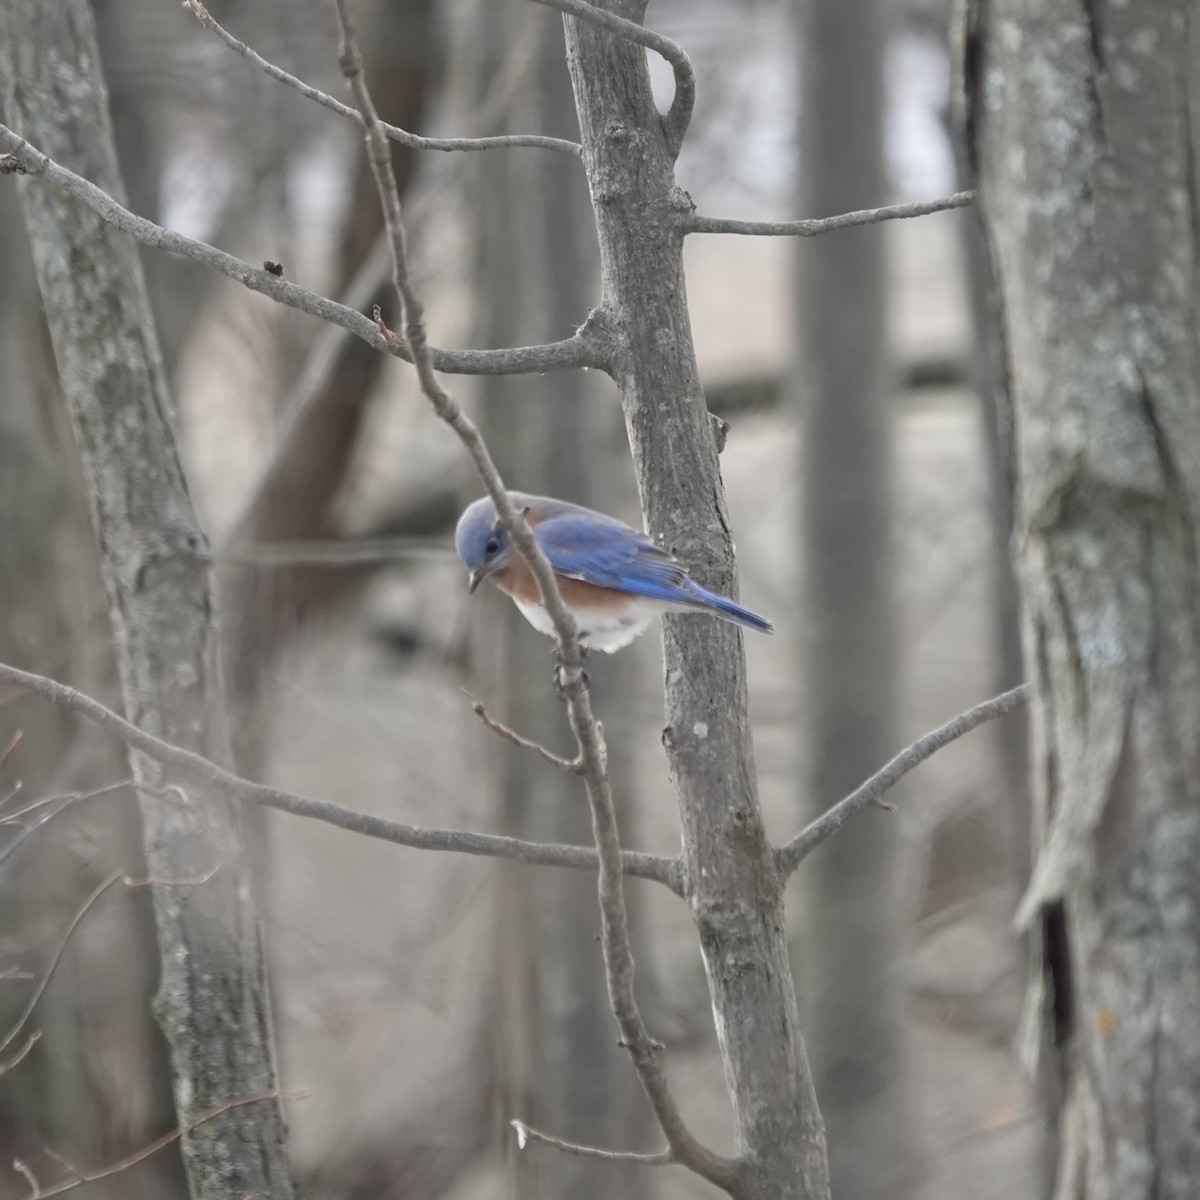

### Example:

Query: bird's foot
xmin=553 ymin=646 xmax=591 ymax=699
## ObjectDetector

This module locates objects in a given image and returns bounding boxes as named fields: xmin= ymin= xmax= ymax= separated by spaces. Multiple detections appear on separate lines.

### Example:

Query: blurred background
xmin=0 ymin=0 xmax=1038 ymax=1197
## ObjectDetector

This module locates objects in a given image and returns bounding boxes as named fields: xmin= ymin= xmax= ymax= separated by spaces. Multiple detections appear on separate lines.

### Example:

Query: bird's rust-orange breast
xmin=491 ymin=555 xmax=632 ymax=614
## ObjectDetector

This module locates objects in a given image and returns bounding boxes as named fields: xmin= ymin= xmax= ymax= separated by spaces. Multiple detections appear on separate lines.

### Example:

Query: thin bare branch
xmin=0 ymin=662 xmax=682 ymax=892
xmin=25 ymin=1090 xmax=306 ymax=1200
xmin=0 ymin=730 xmax=22 ymax=769
xmin=0 ymin=781 xmax=141 ymax=872
xmin=510 ymin=1119 xmax=673 ymax=1164
xmin=216 ymin=537 xmax=452 ymax=567
xmin=332 ymin=5 xmax=728 ymax=1184
xmin=0 ymin=872 xmax=123 ymax=1057
xmin=686 ymin=190 xmax=976 ymax=237
xmin=0 ymin=1030 xmax=40 ymax=1078
xmin=123 ymin=860 xmax=225 ymax=889
xmin=184 ymin=0 xmax=581 ymax=157
xmin=531 ymin=0 xmax=695 ymax=158
xmin=776 ymin=684 xmax=1031 ymax=876
xmin=463 ymin=691 xmax=582 ymax=773
xmin=13 ymin=1159 xmax=40 ymax=1198
xmin=0 ymin=129 xmax=602 ymax=379
xmin=0 ymin=860 xmax=223 ymax=1069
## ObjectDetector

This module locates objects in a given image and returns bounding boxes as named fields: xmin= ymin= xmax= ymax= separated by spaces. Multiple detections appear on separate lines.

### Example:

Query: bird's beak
xmin=468 ymin=568 xmax=487 ymax=594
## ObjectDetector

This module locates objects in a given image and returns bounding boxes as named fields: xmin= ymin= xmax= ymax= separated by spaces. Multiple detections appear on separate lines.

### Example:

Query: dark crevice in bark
xmin=955 ymin=0 xmax=987 ymax=180
xmin=1046 ymin=902 xmax=1075 ymax=1051
xmin=1080 ymin=0 xmax=1106 ymax=70
xmin=1079 ymin=0 xmax=1110 ymax=146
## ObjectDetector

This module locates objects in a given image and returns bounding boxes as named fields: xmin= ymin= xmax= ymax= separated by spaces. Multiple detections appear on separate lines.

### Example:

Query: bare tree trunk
xmin=0 ymin=190 xmax=147 ymax=1187
xmin=564 ymin=5 xmax=829 ymax=1197
xmin=792 ymin=1 xmax=915 ymax=1195
xmin=0 ymin=4 xmax=294 ymax=1197
xmin=964 ymin=2 xmax=1200 ymax=1196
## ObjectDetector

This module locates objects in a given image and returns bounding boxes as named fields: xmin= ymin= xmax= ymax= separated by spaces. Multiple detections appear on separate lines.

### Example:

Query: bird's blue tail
xmin=685 ymin=582 xmax=774 ymax=634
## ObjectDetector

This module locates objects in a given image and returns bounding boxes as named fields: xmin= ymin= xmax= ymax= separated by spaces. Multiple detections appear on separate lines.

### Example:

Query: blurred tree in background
xmin=793 ymin=0 xmax=914 ymax=1191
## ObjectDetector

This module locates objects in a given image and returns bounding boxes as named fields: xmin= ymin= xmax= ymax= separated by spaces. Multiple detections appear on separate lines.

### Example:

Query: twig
xmin=0 ymin=781 xmax=141 ymax=872
xmin=462 ymin=691 xmax=581 ymax=774
xmin=216 ymin=537 xmax=453 ymax=567
xmin=0 ymin=862 xmax=224 ymax=1065
xmin=0 ymin=662 xmax=682 ymax=893
xmin=0 ymin=128 xmax=602 ymax=380
xmin=332 ymin=4 xmax=730 ymax=1185
xmin=0 ymin=1030 xmax=40 ymax=1078
xmin=23 ymin=1090 xmax=306 ymax=1200
xmin=510 ymin=1119 xmax=672 ymax=1164
xmin=12 ymin=1160 xmax=40 ymax=1198
xmin=0 ymin=872 xmax=123 ymax=1057
xmin=184 ymin=0 xmax=581 ymax=157
xmin=686 ymin=190 xmax=976 ymax=237
xmin=776 ymin=684 xmax=1031 ymax=876
xmin=0 ymin=729 xmax=22 ymax=769
xmin=531 ymin=0 xmax=695 ymax=158
xmin=123 ymin=861 xmax=224 ymax=889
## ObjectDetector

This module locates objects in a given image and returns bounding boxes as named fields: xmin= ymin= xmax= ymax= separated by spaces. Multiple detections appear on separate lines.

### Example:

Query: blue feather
xmin=682 ymin=582 xmax=774 ymax=633
xmin=534 ymin=511 xmax=774 ymax=633
xmin=534 ymin=513 xmax=687 ymax=599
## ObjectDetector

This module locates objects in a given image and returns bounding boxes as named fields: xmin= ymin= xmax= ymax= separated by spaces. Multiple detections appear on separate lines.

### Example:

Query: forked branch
xmin=464 ymin=691 xmax=583 ymax=774
xmin=184 ymin=0 xmax=582 ymax=157
xmin=510 ymin=1118 xmax=673 ymax=1165
xmin=0 ymin=131 xmax=601 ymax=379
xmin=531 ymin=0 xmax=695 ymax=158
xmin=687 ymin=191 xmax=976 ymax=237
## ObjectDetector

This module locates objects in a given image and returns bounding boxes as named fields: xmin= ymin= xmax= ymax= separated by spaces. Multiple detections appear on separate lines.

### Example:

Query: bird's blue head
xmin=454 ymin=496 xmax=513 ymax=592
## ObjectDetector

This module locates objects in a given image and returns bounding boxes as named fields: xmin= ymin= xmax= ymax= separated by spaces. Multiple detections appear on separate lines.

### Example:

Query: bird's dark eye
xmin=485 ymin=538 xmax=500 ymax=557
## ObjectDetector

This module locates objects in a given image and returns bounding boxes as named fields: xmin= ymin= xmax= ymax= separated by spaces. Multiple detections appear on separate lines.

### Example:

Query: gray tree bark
xmin=564 ymin=5 xmax=829 ymax=1197
xmin=793 ymin=1 xmax=916 ymax=1196
xmin=0 ymin=4 xmax=294 ymax=1197
xmin=964 ymin=1 xmax=1200 ymax=1196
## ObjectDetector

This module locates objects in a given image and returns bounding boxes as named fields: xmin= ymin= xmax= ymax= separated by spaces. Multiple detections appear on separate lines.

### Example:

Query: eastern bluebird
xmin=455 ymin=491 xmax=773 ymax=652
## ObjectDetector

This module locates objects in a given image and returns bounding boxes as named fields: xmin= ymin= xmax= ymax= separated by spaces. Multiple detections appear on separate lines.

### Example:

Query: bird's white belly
xmin=513 ymin=597 xmax=658 ymax=652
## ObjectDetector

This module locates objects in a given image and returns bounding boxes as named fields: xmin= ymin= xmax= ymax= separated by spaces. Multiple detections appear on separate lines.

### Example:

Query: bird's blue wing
xmin=533 ymin=512 xmax=690 ymax=602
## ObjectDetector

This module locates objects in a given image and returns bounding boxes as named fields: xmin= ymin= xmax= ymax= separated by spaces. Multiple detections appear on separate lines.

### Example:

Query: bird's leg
xmin=552 ymin=643 xmax=568 ymax=698
xmin=553 ymin=644 xmax=591 ymax=699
